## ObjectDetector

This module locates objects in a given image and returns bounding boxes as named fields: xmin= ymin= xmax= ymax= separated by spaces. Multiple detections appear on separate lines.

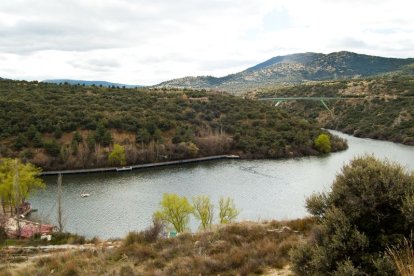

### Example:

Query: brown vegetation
xmin=1 ymin=218 xmax=315 ymax=275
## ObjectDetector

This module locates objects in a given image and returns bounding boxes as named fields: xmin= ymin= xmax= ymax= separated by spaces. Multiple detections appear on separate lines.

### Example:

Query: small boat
xmin=80 ymin=193 xmax=90 ymax=198
xmin=116 ymin=166 xmax=132 ymax=172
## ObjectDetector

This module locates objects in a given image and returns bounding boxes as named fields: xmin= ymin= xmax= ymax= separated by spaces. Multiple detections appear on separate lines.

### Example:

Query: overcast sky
xmin=0 ymin=0 xmax=413 ymax=85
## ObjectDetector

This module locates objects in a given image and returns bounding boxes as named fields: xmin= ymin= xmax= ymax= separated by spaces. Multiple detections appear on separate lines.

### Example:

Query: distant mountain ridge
xmin=155 ymin=51 xmax=414 ymax=93
xmin=43 ymin=79 xmax=142 ymax=88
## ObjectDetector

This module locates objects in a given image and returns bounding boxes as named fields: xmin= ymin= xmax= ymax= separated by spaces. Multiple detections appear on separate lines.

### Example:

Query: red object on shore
xmin=19 ymin=224 xmax=54 ymax=239
xmin=7 ymin=219 xmax=55 ymax=239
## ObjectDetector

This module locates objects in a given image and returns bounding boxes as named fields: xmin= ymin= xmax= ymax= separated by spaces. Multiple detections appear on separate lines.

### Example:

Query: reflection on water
xmin=30 ymin=131 xmax=414 ymax=238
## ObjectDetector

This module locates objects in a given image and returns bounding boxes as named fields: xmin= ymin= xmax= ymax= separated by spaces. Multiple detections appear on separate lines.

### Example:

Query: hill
xmin=256 ymin=75 xmax=414 ymax=145
xmin=43 ymin=79 xmax=142 ymax=88
xmin=156 ymin=51 xmax=414 ymax=93
xmin=0 ymin=79 xmax=346 ymax=170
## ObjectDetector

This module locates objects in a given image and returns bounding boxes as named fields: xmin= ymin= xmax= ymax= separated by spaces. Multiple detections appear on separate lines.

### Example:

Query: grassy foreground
xmin=0 ymin=218 xmax=314 ymax=275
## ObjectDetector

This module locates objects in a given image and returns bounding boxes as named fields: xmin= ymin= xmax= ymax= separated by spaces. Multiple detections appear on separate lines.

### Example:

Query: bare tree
xmin=57 ymin=173 xmax=64 ymax=232
xmin=13 ymin=159 xmax=22 ymax=238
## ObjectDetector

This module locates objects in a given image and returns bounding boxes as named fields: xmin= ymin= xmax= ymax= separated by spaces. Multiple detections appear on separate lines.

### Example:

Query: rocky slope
xmin=156 ymin=51 xmax=414 ymax=94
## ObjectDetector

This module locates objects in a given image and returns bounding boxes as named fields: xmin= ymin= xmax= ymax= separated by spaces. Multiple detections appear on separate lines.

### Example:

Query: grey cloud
xmin=68 ymin=58 xmax=121 ymax=72
xmin=330 ymin=37 xmax=368 ymax=49
xmin=198 ymin=59 xmax=258 ymax=71
xmin=0 ymin=0 xmax=219 ymax=54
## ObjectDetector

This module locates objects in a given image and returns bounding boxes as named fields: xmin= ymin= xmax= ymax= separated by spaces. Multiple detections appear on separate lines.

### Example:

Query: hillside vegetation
xmin=156 ymin=51 xmax=414 ymax=93
xmin=256 ymin=76 xmax=414 ymax=145
xmin=0 ymin=79 xmax=346 ymax=170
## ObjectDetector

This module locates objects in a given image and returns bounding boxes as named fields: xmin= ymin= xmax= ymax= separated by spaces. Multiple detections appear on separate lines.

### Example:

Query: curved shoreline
xmin=40 ymin=155 xmax=240 ymax=176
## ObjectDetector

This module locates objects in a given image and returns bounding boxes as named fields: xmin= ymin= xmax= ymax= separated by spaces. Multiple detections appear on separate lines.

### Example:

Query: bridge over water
xmin=258 ymin=96 xmax=363 ymax=113
xmin=258 ymin=97 xmax=359 ymax=101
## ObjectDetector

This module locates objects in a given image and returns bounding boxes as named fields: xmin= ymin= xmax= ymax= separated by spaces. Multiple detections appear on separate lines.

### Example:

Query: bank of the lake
xmin=40 ymin=155 xmax=240 ymax=176
xmin=29 ymin=131 xmax=414 ymax=239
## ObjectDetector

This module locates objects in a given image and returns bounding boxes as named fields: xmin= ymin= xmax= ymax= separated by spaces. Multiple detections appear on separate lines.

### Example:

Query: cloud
xmin=0 ymin=0 xmax=413 ymax=84
xmin=330 ymin=38 xmax=368 ymax=49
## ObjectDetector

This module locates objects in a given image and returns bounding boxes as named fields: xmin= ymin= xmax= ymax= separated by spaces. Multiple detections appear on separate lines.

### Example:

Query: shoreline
xmin=40 ymin=155 xmax=240 ymax=176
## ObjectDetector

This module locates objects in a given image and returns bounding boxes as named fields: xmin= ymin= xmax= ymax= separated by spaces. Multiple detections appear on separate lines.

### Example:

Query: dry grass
xmin=2 ymin=218 xmax=314 ymax=275
xmin=387 ymin=238 xmax=414 ymax=276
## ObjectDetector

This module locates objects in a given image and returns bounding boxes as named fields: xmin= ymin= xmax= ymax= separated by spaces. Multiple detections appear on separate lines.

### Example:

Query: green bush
xmin=43 ymin=139 xmax=61 ymax=157
xmin=314 ymin=133 xmax=331 ymax=153
xmin=291 ymin=156 xmax=414 ymax=275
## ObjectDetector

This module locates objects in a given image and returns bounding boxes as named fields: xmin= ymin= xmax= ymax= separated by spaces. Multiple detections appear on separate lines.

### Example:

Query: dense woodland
xmin=0 ymin=79 xmax=346 ymax=170
xmin=257 ymin=75 xmax=414 ymax=145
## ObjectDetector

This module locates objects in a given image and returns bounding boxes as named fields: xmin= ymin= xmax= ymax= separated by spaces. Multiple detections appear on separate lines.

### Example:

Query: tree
xmin=95 ymin=122 xmax=112 ymax=146
xmin=32 ymin=132 xmax=43 ymax=148
xmin=314 ymin=133 xmax=331 ymax=153
xmin=154 ymin=193 xmax=193 ymax=232
xmin=192 ymin=195 xmax=214 ymax=230
xmin=177 ymin=142 xmax=199 ymax=158
xmin=53 ymin=126 xmax=62 ymax=139
xmin=136 ymin=128 xmax=150 ymax=145
xmin=73 ymin=131 xmax=83 ymax=143
xmin=26 ymin=125 xmax=38 ymax=140
xmin=71 ymin=138 xmax=78 ymax=155
xmin=86 ymin=133 xmax=96 ymax=151
xmin=291 ymin=156 xmax=414 ymax=275
xmin=108 ymin=144 xmax=126 ymax=166
xmin=14 ymin=134 xmax=27 ymax=150
xmin=219 ymin=197 xmax=239 ymax=224
xmin=153 ymin=128 xmax=164 ymax=144
xmin=0 ymin=158 xmax=45 ymax=215
xmin=102 ymin=131 xmax=113 ymax=147
xmin=43 ymin=139 xmax=61 ymax=157
xmin=56 ymin=173 xmax=64 ymax=232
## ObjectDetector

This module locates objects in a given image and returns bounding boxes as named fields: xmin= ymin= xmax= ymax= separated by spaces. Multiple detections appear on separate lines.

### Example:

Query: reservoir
xmin=30 ymin=131 xmax=414 ymax=239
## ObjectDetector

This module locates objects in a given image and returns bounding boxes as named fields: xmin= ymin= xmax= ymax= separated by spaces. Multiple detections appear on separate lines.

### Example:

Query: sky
xmin=0 ymin=0 xmax=413 ymax=85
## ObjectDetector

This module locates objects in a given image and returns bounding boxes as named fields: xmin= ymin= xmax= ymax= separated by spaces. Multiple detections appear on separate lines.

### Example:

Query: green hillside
xmin=256 ymin=76 xmax=414 ymax=144
xmin=0 ymin=79 xmax=346 ymax=170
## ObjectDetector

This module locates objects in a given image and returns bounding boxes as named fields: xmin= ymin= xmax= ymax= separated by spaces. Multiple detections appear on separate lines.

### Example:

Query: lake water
xmin=29 ymin=131 xmax=414 ymax=239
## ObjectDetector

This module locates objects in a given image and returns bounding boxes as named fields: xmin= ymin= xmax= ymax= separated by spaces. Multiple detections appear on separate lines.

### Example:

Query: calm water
xmin=29 ymin=131 xmax=414 ymax=239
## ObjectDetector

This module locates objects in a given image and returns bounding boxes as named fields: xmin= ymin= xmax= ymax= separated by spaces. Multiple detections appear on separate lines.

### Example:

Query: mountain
xmin=43 ymin=79 xmax=142 ymax=88
xmin=155 ymin=51 xmax=414 ymax=93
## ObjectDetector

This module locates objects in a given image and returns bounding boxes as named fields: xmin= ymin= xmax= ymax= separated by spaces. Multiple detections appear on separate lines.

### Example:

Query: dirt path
xmin=265 ymin=266 xmax=292 ymax=275
xmin=0 ymin=242 xmax=120 ymax=272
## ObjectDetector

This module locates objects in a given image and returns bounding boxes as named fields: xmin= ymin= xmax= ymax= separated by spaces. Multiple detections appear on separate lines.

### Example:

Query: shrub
xmin=314 ymin=133 xmax=331 ymax=153
xmin=291 ymin=156 xmax=414 ymax=275
xmin=124 ymin=218 xmax=164 ymax=246
xmin=43 ymin=139 xmax=61 ymax=157
xmin=108 ymin=144 xmax=126 ymax=166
